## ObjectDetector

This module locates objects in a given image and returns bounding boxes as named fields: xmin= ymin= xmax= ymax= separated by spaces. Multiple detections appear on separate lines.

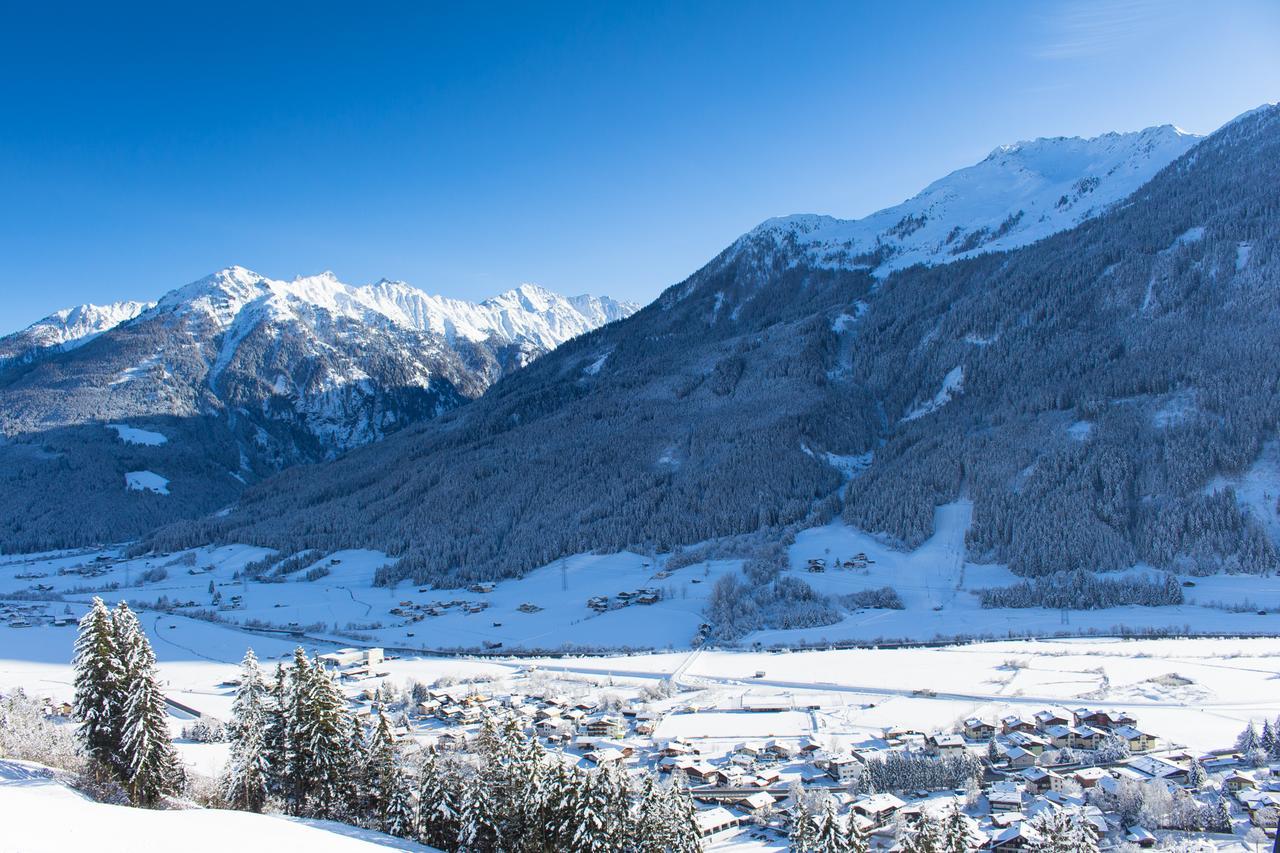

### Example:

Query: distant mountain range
xmin=145 ymin=106 xmax=1280 ymax=594
xmin=0 ymin=270 xmax=636 ymax=549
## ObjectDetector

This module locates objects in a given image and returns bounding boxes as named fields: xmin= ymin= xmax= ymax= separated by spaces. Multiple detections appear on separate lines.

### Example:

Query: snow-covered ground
xmin=0 ymin=759 xmax=438 ymax=852
xmin=3 ymin=500 xmax=1280 ymax=657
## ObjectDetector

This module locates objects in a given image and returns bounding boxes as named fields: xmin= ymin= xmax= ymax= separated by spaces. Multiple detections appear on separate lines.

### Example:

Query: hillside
xmin=0 ymin=760 xmax=439 ymax=853
xmin=156 ymin=105 xmax=1280 ymax=591
xmin=0 ymin=270 xmax=635 ymax=551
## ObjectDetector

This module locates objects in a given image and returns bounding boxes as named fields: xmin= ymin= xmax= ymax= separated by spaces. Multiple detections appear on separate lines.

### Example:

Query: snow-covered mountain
xmin=732 ymin=124 xmax=1200 ymax=277
xmin=0 ymin=300 xmax=154 ymax=365
xmin=0 ymin=269 xmax=637 ymax=550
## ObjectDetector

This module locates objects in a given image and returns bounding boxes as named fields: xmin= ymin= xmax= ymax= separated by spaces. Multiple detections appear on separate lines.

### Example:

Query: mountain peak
xmin=737 ymin=122 xmax=1203 ymax=279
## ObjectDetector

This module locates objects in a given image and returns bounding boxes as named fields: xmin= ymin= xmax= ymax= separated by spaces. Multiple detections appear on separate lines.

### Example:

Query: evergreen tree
xmin=261 ymin=663 xmax=290 ymax=798
xmin=902 ymin=810 xmax=943 ymax=853
xmin=942 ymin=801 xmax=975 ymax=853
xmin=814 ymin=796 xmax=846 ymax=852
xmin=1209 ymin=798 xmax=1233 ymax=833
xmin=664 ymin=773 xmax=703 ymax=853
xmin=382 ymin=763 xmax=415 ymax=838
xmin=789 ymin=796 xmax=819 ymax=852
xmin=457 ymin=771 xmax=502 ymax=852
xmin=843 ymin=811 xmax=869 ymax=853
xmin=297 ymin=657 xmax=352 ymax=819
xmin=1261 ymin=719 xmax=1275 ymax=756
xmin=283 ymin=648 xmax=314 ymax=811
xmin=72 ymin=597 xmax=124 ymax=776
xmin=1236 ymin=721 xmax=1260 ymax=753
xmin=222 ymin=648 xmax=270 ymax=812
xmin=1187 ymin=759 xmax=1207 ymax=789
xmin=570 ymin=766 xmax=613 ymax=852
xmin=635 ymin=774 xmax=669 ymax=853
xmin=416 ymin=750 xmax=460 ymax=849
xmin=116 ymin=604 xmax=181 ymax=806
xmin=363 ymin=711 xmax=398 ymax=824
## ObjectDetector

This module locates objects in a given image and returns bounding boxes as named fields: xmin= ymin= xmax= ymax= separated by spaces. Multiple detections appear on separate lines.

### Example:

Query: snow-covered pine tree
xmin=1027 ymin=810 xmax=1097 ymax=853
xmin=456 ymin=769 xmax=502 ymax=852
xmin=297 ymin=656 xmax=352 ymax=819
xmin=570 ymin=766 xmax=613 ymax=853
xmin=635 ymin=774 xmax=670 ymax=853
xmin=814 ymin=796 xmax=846 ymax=852
xmin=116 ymin=604 xmax=181 ymax=806
xmin=382 ymin=763 xmax=415 ymax=838
xmin=1261 ymin=719 xmax=1275 ymax=756
xmin=790 ymin=799 xmax=819 ymax=853
xmin=261 ymin=662 xmax=290 ymax=798
xmin=941 ymin=800 xmax=975 ymax=853
xmin=1209 ymin=797 xmax=1232 ymax=833
xmin=223 ymin=648 xmax=270 ymax=812
xmin=72 ymin=597 xmax=124 ymax=776
xmin=363 ymin=711 xmax=398 ymax=826
xmin=843 ymin=810 xmax=869 ymax=853
xmin=902 ymin=810 xmax=943 ymax=853
xmin=542 ymin=755 xmax=579 ymax=849
xmin=283 ymin=648 xmax=314 ymax=811
xmin=416 ymin=750 xmax=459 ymax=849
xmin=513 ymin=731 xmax=549 ymax=851
xmin=337 ymin=710 xmax=365 ymax=822
xmin=1236 ymin=721 xmax=1260 ymax=753
xmin=663 ymin=772 xmax=704 ymax=853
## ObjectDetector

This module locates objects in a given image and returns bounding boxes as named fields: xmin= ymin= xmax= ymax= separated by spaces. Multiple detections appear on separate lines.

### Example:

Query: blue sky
xmin=2 ymin=1 xmax=1277 ymax=331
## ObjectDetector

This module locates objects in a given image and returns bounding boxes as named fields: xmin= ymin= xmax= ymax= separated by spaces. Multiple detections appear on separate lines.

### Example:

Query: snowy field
xmin=3 ymin=499 xmax=1280 ymax=657
xmin=0 ymin=759 xmax=438 ymax=852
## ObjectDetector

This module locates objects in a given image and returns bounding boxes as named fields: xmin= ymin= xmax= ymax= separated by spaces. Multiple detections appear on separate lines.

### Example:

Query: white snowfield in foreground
xmin=0 ymin=760 xmax=438 ymax=853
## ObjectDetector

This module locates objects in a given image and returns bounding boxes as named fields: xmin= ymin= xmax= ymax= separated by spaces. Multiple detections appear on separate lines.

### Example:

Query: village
xmin=213 ymin=646 xmax=1279 ymax=850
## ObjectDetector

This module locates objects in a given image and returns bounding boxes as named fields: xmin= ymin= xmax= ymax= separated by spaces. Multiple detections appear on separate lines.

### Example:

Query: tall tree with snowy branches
xmin=222 ymin=648 xmax=270 ymax=812
xmin=72 ymin=597 xmax=125 ymax=777
xmin=115 ymin=602 xmax=181 ymax=806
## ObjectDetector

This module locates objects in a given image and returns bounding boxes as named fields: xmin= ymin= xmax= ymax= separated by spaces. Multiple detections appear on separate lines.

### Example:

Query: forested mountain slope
xmin=0 ymin=270 xmax=634 ymax=550
xmin=162 ymin=106 xmax=1280 ymax=586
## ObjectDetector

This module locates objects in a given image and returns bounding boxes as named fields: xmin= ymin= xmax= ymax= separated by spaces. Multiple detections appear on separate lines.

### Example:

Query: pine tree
xmin=223 ymin=648 xmax=270 ymax=812
xmin=571 ymin=766 xmax=613 ymax=852
xmin=116 ymin=604 xmax=181 ymax=806
xmin=297 ymin=657 xmax=352 ymax=819
xmin=942 ymin=801 xmax=975 ymax=853
xmin=457 ymin=771 xmax=502 ymax=852
xmin=363 ymin=711 xmax=398 ymax=826
xmin=1236 ymin=721 xmax=1260 ymax=753
xmin=261 ymin=663 xmax=290 ymax=798
xmin=814 ymin=796 xmax=846 ymax=852
xmin=283 ymin=648 xmax=314 ymax=811
xmin=1261 ymin=719 xmax=1276 ymax=756
xmin=902 ymin=810 xmax=943 ymax=853
xmin=542 ymin=756 xmax=579 ymax=849
xmin=382 ymin=763 xmax=415 ymax=838
xmin=843 ymin=810 xmax=869 ymax=853
xmin=416 ymin=750 xmax=460 ymax=849
xmin=1187 ymin=759 xmax=1207 ymax=789
xmin=1209 ymin=797 xmax=1232 ymax=833
xmin=790 ymin=796 xmax=819 ymax=852
xmin=664 ymin=773 xmax=703 ymax=853
xmin=635 ymin=774 xmax=670 ymax=853
xmin=72 ymin=597 xmax=124 ymax=776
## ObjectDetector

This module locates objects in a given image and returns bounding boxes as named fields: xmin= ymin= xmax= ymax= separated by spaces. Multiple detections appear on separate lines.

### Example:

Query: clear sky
xmin=2 ymin=0 xmax=1277 ymax=331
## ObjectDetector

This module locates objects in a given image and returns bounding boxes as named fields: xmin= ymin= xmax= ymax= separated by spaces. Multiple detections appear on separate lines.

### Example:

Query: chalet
xmin=1002 ymin=715 xmax=1036 ymax=735
xmin=737 ymin=791 xmax=775 ymax=815
xmin=1225 ymin=771 xmax=1258 ymax=793
xmin=764 ymin=740 xmax=795 ymax=760
xmin=851 ymin=793 xmax=906 ymax=826
xmin=928 ymin=733 xmax=967 ymax=756
xmin=1112 ymin=725 xmax=1158 ymax=752
xmin=683 ymin=763 xmax=723 ymax=785
xmin=583 ymin=715 xmax=626 ymax=739
xmin=1124 ymin=826 xmax=1157 ymax=848
xmin=1042 ymin=725 xmax=1074 ymax=750
xmin=988 ymin=781 xmax=1024 ymax=812
xmin=1019 ymin=767 xmax=1054 ymax=795
xmin=1007 ymin=731 xmax=1049 ymax=755
xmin=1004 ymin=746 xmax=1037 ymax=770
xmin=964 ymin=718 xmax=997 ymax=741
xmin=989 ymin=822 xmax=1042 ymax=850
xmin=1072 ymin=767 xmax=1111 ymax=789
xmin=1069 ymin=726 xmax=1105 ymax=750
xmin=583 ymin=748 xmax=626 ymax=766
xmin=1034 ymin=710 xmax=1070 ymax=731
